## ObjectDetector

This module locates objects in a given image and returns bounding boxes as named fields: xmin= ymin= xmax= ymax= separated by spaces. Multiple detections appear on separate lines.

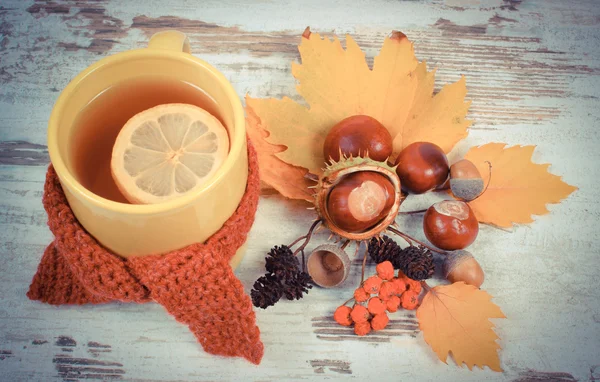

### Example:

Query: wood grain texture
xmin=1 ymin=0 xmax=599 ymax=381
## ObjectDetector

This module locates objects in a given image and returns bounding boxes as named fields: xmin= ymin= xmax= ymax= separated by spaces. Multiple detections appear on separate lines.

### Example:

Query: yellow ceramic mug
xmin=47 ymin=31 xmax=248 ymax=265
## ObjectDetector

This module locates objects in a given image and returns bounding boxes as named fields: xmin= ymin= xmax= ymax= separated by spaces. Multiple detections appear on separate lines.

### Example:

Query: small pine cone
xmin=251 ymin=274 xmax=283 ymax=309
xmin=394 ymin=246 xmax=435 ymax=281
xmin=391 ymin=245 xmax=420 ymax=269
xmin=368 ymin=236 xmax=402 ymax=264
xmin=282 ymin=271 xmax=313 ymax=300
xmin=265 ymin=245 xmax=300 ymax=281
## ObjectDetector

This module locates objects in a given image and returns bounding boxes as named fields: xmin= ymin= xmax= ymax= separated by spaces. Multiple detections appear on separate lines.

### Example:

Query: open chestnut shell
xmin=315 ymin=157 xmax=402 ymax=241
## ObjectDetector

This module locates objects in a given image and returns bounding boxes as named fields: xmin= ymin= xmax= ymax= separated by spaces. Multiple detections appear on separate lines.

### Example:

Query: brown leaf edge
xmin=245 ymin=97 xmax=314 ymax=202
xmin=417 ymin=282 xmax=506 ymax=372
xmin=447 ymin=143 xmax=578 ymax=229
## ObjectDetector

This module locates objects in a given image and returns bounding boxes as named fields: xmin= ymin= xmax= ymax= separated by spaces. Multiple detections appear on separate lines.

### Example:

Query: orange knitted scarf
xmin=27 ymin=141 xmax=264 ymax=365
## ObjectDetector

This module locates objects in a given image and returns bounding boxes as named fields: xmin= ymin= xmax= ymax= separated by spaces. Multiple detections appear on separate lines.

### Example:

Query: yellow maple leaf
xmin=460 ymin=143 xmax=577 ymax=227
xmin=246 ymin=29 xmax=471 ymax=199
xmin=416 ymin=282 xmax=506 ymax=371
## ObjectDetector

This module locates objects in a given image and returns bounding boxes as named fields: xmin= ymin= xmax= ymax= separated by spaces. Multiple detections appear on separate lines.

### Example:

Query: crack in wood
xmin=0 ymin=141 xmax=49 ymax=166
xmin=131 ymin=15 xmax=303 ymax=58
xmin=87 ymin=341 xmax=111 ymax=349
xmin=53 ymin=355 xmax=125 ymax=380
xmin=512 ymin=370 xmax=577 ymax=382
xmin=55 ymin=336 xmax=77 ymax=347
xmin=312 ymin=315 xmax=419 ymax=342
xmin=310 ymin=359 xmax=352 ymax=374
xmin=0 ymin=350 xmax=13 ymax=360
xmin=316 ymin=334 xmax=392 ymax=342
xmin=27 ymin=1 xmax=126 ymax=54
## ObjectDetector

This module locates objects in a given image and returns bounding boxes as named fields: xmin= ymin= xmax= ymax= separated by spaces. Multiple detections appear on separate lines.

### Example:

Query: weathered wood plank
xmin=0 ymin=0 xmax=599 ymax=381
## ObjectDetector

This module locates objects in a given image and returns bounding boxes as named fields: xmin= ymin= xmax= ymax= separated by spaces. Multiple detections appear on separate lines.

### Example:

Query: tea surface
xmin=70 ymin=76 xmax=222 ymax=203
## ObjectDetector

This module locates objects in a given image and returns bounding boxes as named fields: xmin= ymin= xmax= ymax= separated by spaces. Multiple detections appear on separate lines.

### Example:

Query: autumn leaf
xmin=245 ymin=103 xmax=314 ymax=202
xmin=458 ymin=143 xmax=577 ymax=227
xmin=417 ymin=282 xmax=505 ymax=371
xmin=246 ymin=29 xmax=471 ymax=199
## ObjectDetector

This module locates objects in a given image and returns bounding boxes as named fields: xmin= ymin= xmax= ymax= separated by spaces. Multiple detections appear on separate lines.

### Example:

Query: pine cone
xmin=395 ymin=246 xmax=435 ymax=281
xmin=265 ymin=245 xmax=300 ymax=281
xmin=368 ymin=236 xmax=402 ymax=264
xmin=251 ymin=274 xmax=283 ymax=309
xmin=282 ymin=272 xmax=313 ymax=300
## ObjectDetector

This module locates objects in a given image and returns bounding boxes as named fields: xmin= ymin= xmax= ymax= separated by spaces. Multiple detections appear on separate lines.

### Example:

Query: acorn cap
xmin=442 ymin=250 xmax=473 ymax=277
xmin=306 ymin=244 xmax=351 ymax=288
xmin=442 ymin=250 xmax=485 ymax=288
xmin=450 ymin=178 xmax=484 ymax=201
xmin=450 ymin=159 xmax=484 ymax=201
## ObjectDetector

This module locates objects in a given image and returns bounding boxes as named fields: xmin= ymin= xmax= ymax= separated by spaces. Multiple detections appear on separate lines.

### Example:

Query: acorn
xmin=443 ymin=250 xmax=484 ymax=288
xmin=315 ymin=156 xmax=402 ymax=241
xmin=323 ymin=115 xmax=393 ymax=163
xmin=306 ymin=244 xmax=351 ymax=288
xmin=423 ymin=200 xmax=479 ymax=250
xmin=450 ymin=159 xmax=484 ymax=201
xmin=394 ymin=142 xmax=449 ymax=194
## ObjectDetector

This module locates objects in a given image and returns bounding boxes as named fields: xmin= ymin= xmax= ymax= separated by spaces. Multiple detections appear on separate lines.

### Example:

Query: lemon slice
xmin=111 ymin=103 xmax=229 ymax=204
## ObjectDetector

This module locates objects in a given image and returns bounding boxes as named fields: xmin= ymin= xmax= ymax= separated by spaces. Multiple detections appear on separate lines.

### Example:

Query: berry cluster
xmin=333 ymin=261 xmax=422 ymax=336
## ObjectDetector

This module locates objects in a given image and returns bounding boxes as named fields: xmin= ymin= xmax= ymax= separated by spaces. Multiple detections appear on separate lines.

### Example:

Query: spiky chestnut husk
xmin=315 ymin=156 xmax=402 ymax=241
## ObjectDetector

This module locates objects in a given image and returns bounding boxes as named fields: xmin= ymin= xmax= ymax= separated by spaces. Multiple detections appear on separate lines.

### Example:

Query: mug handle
xmin=148 ymin=30 xmax=191 ymax=53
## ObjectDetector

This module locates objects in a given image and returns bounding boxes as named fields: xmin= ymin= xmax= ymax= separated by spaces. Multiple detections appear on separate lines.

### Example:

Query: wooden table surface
xmin=1 ymin=0 xmax=599 ymax=381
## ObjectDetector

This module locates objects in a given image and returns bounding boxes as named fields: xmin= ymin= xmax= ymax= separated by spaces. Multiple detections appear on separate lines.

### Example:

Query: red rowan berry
xmin=350 ymin=305 xmax=370 ymax=323
xmin=401 ymin=290 xmax=419 ymax=310
xmin=370 ymin=313 xmax=389 ymax=331
xmin=386 ymin=295 xmax=401 ymax=312
xmin=406 ymin=279 xmax=422 ymax=294
xmin=391 ymin=277 xmax=408 ymax=294
xmin=354 ymin=287 xmax=370 ymax=303
xmin=376 ymin=261 xmax=395 ymax=280
xmin=363 ymin=275 xmax=383 ymax=294
xmin=354 ymin=320 xmax=371 ymax=336
xmin=378 ymin=281 xmax=397 ymax=300
xmin=333 ymin=306 xmax=353 ymax=326
xmin=367 ymin=297 xmax=386 ymax=315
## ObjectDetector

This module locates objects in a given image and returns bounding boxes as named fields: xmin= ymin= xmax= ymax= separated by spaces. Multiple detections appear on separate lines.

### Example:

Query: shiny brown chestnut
xmin=327 ymin=171 xmax=395 ymax=233
xmin=394 ymin=142 xmax=449 ymax=194
xmin=423 ymin=200 xmax=479 ymax=250
xmin=450 ymin=159 xmax=484 ymax=201
xmin=323 ymin=115 xmax=393 ymax=163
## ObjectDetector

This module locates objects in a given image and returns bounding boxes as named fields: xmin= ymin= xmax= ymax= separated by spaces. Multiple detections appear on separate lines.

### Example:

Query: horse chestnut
xmin=323 ymin=115 xmax=393 ymax=163
xmin=327 ymin=171 xmax=395 ymax=233
xmin=423 ymin=200 xmax=479 ymax=250
xmin=450 ymin=159 xmax=484 ymax=201
xmin=394 ymin=142 xmax=449 ymax=194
